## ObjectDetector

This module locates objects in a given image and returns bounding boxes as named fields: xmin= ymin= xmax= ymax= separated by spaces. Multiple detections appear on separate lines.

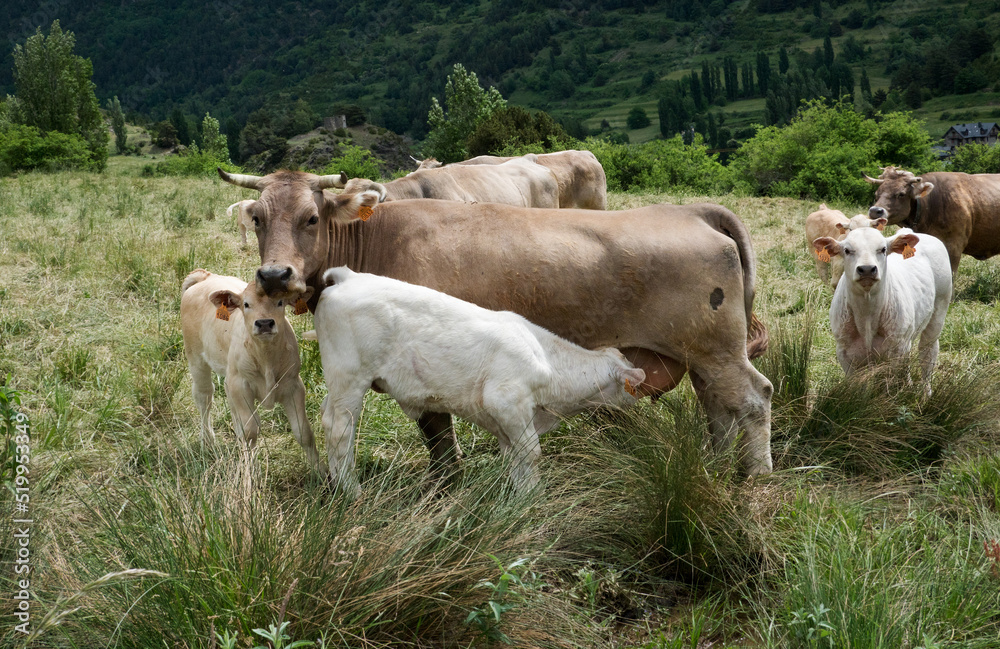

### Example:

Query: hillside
xmin=2 ymin=0 xmax=999 ymax=144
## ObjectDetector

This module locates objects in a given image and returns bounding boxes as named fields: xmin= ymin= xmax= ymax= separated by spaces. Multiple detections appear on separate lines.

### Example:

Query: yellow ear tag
xmin=215 ymin=304 xmax=230 ymax=321
xmin=294 ymin=299 xmax=309 ymax=315
xmin=624 ymin=379 xmax=637 ymax=397
xmin=816 ymin=249 xmax=831 ymax=263
xmin=902 ymin=244 xmax=915 ymax=259
xmin=358 ymin=205 xmax=374 ymax=222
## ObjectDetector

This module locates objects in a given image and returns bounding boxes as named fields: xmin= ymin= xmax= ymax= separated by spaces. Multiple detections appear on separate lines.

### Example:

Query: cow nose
xmin=856 ymin=265 xmax=878 ymax=278
xmin=256 ymin=265 xmax=293 ymax=295
xmin=869 ymin=206 xmax=887 ymax=219
xmin=255 ymin=318 xmax=276 ymax=332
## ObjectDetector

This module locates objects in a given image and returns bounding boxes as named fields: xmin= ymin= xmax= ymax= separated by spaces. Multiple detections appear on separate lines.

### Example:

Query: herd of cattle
xmin=176 ymin=151 xmax=998 ymax=493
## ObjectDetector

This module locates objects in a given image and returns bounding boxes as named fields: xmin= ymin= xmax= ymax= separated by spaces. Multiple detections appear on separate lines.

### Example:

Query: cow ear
xmin=890 ymin=233 xmax=919 ymax=256
xmin=812 ymin=236 xmax=842 ymax=262
xmin=874 ymin=217 xmax=887 ymax=231
xmin=617 ymin=367 xmax=646 ymax=396
xmin=835 ymin=222 xmax=849 ymax=235
xmin=209 ymin=290 xmax=241 ymax=311
xmin=916 ymin=181 xmax=934 ymax=198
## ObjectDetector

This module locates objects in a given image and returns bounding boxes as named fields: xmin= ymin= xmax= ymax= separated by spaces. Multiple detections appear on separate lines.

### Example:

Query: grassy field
xmin=2 ymin=164 xmax=1000 ymax=648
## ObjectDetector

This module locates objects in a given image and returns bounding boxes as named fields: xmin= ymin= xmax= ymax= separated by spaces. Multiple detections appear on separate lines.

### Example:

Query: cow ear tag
xmin=624 ymin=379 xmax=637 ymax=397
xmin=215 ymin=304 xmax=231 ymax=321
xmin=358 ymin=205 xmax=374 ymax=221
xmin=902 ymin=244 xmax=915 ymax=259
xmin=294 ymin=299 xmax=309 ymax=315
xmin=816 ymin=248 xmax=831 ymax=263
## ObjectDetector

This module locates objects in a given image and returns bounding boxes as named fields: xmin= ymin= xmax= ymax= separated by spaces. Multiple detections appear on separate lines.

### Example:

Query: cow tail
xmin=713 ymin=207 xmax=769 ymax=360
xmin=181 ymin=268 xmax=212 ymax=293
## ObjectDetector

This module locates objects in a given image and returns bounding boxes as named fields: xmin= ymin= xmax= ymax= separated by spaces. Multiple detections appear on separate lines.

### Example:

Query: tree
xmin=467 ymin=106 xmax=571 ymax=156
xmin=171 ymin=108 xmax=192 ymax=147
xmin=639 ymin=70 xmax=656 ymax=92
xmin=756 ymin=51 xmax=771 ymax=96
xmin=860 ymin=69 xmax=873 ymax=104
xmin=823 ymin=36 xmax=835 ymax=70
xmin=779 ymin=47 xmax=790 ymax=75
xmin=12 ymin=20 xmax=108 ymax=170
xmin=426 ymin=64 xmax=507 ymax=162
xmin=626 ymin=107 xmax=651 ymax=130
xmin=107 ymin=96 xmax=127 ymax=154
xmin=199 ymin=113 xmax=228 ymax=162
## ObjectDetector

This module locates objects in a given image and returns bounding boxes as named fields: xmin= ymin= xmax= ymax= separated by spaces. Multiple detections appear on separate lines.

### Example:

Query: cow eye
xmin=307 ymin=215 xmax=319 ymax=225
xmin=879 ymin=246 xmax=886 ymax=254
xmin=844 ymin=248 xmax=853 ymax=255
xmin=244 ymin=302 xmax=249 ymax=309
xmin=277 ymin=300 xmax=283 ymax=307
xmin=252 ymin=216 xmax=260 ymax=227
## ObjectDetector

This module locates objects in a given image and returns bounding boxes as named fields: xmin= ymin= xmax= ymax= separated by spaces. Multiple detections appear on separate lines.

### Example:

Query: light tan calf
xmin=180 ymin=269 xmax=322 ymax=473
xmin=227 ymin=200 xmax=256 ymax=245
xmin=806 ymin=204 xmax=885 ymax=289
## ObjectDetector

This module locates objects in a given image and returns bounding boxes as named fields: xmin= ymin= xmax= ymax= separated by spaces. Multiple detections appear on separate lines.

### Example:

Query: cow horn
xmin=313 ymin=171 xmax=348 ymax=190
xmin=863 ymin=173 xmax=884 ymax=185
xmin=218 ymin=168 xmax=266 ymax=190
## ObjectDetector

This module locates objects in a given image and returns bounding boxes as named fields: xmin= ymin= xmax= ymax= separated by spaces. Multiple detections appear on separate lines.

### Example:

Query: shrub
xmin=147 ymin=145 xmax=240 ymax=177
xmin=950 ymin=142 xmax=1000 ymax=174
xmin=0 ymin=124 xmax=92 ymax=175
xmin=626 ymin=107 xmax=651 ymax=130
xmin=729 ymin=101 xmax=935 ymax=202
xmin=582 ymin=134 xmax=733 ymax=194
xmin=321 ymin=144 xmax=382 ymax=180
xmin=466 ymin=106 xmax=573 ymax=157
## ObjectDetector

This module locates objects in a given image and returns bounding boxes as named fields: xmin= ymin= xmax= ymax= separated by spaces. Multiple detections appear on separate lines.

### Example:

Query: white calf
xmin=313 ymin=267 xmax=646 ymax=494
xmin=226 ymin=200 xmax=256 ymax=245
xmin=812 ymin=229 xmax=952 ymax=392
xmin=180 ymin=269 xmax=322 ymax=472
xmin=806 ymin=203 xmax=887 ymax=289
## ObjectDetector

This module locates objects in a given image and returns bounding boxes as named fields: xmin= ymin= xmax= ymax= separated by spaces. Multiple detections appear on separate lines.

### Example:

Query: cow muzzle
xmin=253 ymin=319 xmax=277 ymax=336
xmin=855 ymin=265 xmax=879 ymax=289
xmin=256 ymin=265 xmax=295 ymax=297
xmin=869 ymin=206 xmax=888 ymax=219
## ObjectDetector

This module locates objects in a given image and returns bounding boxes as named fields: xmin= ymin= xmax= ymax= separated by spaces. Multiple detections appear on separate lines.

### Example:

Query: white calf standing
xmin=313 ymin=267 xmax=646 ymax=495
xmin=226 ymin=200 xmax=256 ymax=245
xmin=811 ymin=229 xmax=952 ymax=392
xmin=180 ymin=269 xmax=322 ymax=472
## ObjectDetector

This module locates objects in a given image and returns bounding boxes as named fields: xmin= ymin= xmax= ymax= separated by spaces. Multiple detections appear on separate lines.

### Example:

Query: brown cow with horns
xmin=218 ymin=167 xmax=774 ymax=483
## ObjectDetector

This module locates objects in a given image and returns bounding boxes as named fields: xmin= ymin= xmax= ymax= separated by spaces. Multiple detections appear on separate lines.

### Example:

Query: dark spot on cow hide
xmin=710 ymin=287 xmax=724 ymax=310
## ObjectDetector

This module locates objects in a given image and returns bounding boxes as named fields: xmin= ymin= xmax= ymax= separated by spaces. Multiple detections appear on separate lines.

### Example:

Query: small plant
xmin=464 ymin=556 xmax=533 ymax=645
xmin=789 ymin=603 xmax=835 ymax=649
xmin=251 ymin=621 xmax=315 ymax=649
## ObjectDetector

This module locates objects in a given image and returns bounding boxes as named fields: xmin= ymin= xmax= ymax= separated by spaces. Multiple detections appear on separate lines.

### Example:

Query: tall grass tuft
xmin=785 ymin=361 xmax=1000 ymax=476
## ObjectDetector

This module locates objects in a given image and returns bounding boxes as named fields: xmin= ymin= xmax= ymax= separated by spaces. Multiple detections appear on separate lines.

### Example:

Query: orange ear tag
xmin=294 ymin=299 xmax=309 ymax=315
xmin=902 ymin=244 xmax=915 ymax=259
xmin=215 ymin=304 xmax=230 ymax=321
xmin=816 ymin=249 xmax=831 ymax=263
xmin=358 ymin=205 xmax=374 ymax=222
xmin=624 ymin=379 xmax=637 ymax=397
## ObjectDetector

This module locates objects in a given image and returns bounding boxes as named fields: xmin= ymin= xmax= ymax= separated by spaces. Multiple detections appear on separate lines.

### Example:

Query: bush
xmin=0 ymin=124 xmax=93 ymax=175
xmin=626 ymin=107 xmax=651 ymax=130
xmin=321 ymin=144 xmax=382 ymax=180
xmin=466 ymin=106 xmax=573 ymax=157
xmin=582 ymin=134 xmax=734 ymax=194
xmin=729 ymin=101 xmax=935 ymax=203
xmin=147 ymin=146 xmax=241 ymax=177
xmin=950 ymin=142 xmax=1000 ymax=174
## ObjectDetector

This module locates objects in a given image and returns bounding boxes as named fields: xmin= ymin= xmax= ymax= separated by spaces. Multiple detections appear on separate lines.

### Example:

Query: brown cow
xmin=218 ymin=168 xmax=773 ymax=480
xmin=866 ymin=166 xmax=1000 ymax=274
xmin=806 ymin=203 xmax=885 ymax=289
xmin=335 ymin=156 xmax=560 ymax=208
xmin=448 ymin=150 xmax=608 ymax=209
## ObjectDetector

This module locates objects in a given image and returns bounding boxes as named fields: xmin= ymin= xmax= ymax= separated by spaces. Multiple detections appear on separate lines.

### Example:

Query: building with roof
xmin=943 ymin=122 xmax=999 ymax=152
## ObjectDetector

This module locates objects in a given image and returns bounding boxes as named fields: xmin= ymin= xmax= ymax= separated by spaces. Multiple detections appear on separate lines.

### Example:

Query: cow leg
xmin=226 ymin=377 xmax=260 ymax=446
xmin=189 ymin=359 xmax=215 ymax=445
xmin=418 ymin=412 xmax=462 ymax=484
xmin=322 ymin=382 xmax=368 ymax=498
xmin=690 ymin=359 xmax=773 ymax=477
xmin=278 ymin=377 xmax=325 ymax=475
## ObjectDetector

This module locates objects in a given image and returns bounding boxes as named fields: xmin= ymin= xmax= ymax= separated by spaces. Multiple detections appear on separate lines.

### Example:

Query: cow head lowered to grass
xmin=218 ymin=167 xmax=775 ymax=481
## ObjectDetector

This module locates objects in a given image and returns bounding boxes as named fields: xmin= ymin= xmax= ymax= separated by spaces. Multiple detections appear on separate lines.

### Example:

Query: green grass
xmin=1 ymin=171 xmax=999 ymax=647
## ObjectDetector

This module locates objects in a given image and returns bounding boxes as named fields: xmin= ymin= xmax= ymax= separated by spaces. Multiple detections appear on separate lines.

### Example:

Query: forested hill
xmin=2 ymin=0 xmax=999 ymax=139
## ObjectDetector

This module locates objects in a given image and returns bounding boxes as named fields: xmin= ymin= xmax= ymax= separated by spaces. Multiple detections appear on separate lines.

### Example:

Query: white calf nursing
xmin=811 ymin=229 xmax=952 ymax=391
xmin=313 ymin=267 xmax=646 ymax=494
xmin=180 ymin=269 xmax=322 ymax=472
